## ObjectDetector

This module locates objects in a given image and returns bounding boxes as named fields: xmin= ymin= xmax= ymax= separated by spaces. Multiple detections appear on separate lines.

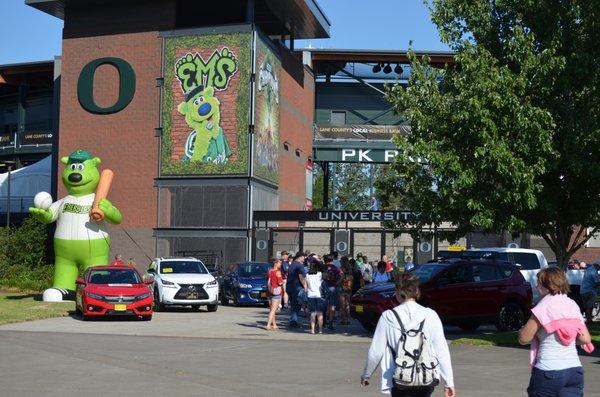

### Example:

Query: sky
xmin=0 ymin=0 xmax=447 ymax=65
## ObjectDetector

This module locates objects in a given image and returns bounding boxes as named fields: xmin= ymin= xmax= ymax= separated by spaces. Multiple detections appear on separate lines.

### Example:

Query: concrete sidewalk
xmin=0 ymin=305 xmax=373 ymax=342
xmin=0 ymin=330 xmax=598 ymax=397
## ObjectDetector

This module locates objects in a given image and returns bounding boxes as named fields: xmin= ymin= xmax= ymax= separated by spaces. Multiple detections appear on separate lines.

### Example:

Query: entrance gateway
xmin=252 ymin=210 xmax=455 ymax=265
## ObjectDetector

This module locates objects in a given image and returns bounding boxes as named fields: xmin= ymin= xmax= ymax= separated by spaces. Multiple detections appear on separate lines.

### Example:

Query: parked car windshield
xmin=89 ymin=269 xmax=141 ymax=284
xmin=412 ymin=264 xmax=446 ymax=282
xmin=238 ymin=263 xmax=270 ymax=278
xmin=160 ymin=261 xmax=208 ymax=274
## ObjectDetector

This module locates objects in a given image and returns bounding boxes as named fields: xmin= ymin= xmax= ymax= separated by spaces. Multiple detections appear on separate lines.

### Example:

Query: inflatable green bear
xmin=29 ymin=150 xmax=122 ymax=302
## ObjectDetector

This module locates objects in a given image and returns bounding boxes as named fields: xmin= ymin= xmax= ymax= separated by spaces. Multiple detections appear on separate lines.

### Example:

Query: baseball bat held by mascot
xmin=29 ymin=149 xmax=122 ymax=302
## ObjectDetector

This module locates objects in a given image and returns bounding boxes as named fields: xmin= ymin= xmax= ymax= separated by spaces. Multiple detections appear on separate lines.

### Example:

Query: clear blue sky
xmin=0 ymin=0 xmax=447 ymax=65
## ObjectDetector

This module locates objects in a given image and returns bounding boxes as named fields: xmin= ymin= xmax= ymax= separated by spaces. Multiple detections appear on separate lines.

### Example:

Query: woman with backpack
xmin=360 ymin=273 xmax=455 ymax=397
xmin=519 ymin=267 xmax=593 ymax=397
xmin=266 ymin=257 xmax=283 ymax=331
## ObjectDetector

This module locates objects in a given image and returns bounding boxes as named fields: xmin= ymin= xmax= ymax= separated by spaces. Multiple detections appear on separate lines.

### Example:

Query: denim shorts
xmin=527 ymin=366 xmax=584 ymax=397
xmin=326 ymin=287 xmax=339 ymax=307
xmin=308 ymin=297 xmax=326 ymax=313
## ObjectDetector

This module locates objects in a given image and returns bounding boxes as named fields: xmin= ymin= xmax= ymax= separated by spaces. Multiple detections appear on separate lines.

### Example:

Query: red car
xmin=351 ymin=259 xmax=532 ymax=332
xmin=75 ymin=265 xmax=154 ymax=320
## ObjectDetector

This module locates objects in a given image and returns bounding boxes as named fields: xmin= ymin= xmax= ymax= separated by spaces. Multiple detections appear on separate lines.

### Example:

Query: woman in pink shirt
xmin=519 ymin=268 xmax=593 ymax=397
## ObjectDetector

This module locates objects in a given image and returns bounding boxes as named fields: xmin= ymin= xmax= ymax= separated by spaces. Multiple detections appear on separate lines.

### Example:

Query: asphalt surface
xmin=1 ymin=306 xmax=599 ymax=396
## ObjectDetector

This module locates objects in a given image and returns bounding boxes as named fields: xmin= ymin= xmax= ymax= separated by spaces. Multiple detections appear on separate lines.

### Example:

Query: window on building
xmin=330 ymin=110 xmax=346 ymax=125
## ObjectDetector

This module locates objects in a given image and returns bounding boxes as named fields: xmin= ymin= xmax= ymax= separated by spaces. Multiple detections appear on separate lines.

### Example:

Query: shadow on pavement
xmin=5 ymin=294 xmax=42 ymax=301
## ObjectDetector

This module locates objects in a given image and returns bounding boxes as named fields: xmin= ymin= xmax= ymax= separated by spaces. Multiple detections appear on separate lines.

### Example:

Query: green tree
xmin=381 ymin=0 xmax=600 ymax=266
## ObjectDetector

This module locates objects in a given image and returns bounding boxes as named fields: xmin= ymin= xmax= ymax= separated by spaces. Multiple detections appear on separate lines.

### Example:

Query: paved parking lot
xmin=1 ymin=306 xmax=599 ymax=396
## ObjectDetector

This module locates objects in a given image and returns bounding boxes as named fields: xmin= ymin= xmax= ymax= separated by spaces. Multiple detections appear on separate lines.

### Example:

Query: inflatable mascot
xmin=29 ymin=149 xmax=122 ymax=302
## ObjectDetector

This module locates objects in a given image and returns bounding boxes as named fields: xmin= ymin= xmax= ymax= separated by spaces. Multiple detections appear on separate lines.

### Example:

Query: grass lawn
xmin=0 ymin=291 xmax=73 ymax=325
xmin=452 ymin=323 xmax=600 ymax=347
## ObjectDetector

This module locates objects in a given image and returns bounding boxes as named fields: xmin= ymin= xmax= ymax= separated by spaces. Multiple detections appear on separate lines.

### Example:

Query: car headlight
xmin=136 ymin=292 xmax=151 ymax=300
xmin=238 ymin=283 xmax=252 ymax=289
xmin=161 ymin=279 xmax=176 ymax=287
xmin=206 ymin=280 xmax=218 ymax=286
xmin=87 ymin=292 xmax=104 ymax=300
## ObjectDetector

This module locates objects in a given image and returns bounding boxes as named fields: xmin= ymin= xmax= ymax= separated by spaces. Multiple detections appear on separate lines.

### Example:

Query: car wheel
xmin=81 ymin=313 xmax=90 ymax=321
xmin=153 ymin=289 xmax=164 ymax=312
xmin=220 ymin=290 xmax=229 ymax=306
xmin=496 ymin=301 xmax=525 ymax=332
xmin=207 ymin=304 xmax=218 ymax=312
xmin=457 ymin=322 xmax=480 ymax=332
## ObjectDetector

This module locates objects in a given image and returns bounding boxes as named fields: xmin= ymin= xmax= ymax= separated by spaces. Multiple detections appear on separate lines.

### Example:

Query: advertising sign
xmin=0 ymin=132 xmax=15 ymax=148
xmin=253 ymin=36 xmax=281 ymax=183
xmin=161 ymin=33 xmax=251 ymax=176
xmin=19 ymin=131 xmax=53 ymax=146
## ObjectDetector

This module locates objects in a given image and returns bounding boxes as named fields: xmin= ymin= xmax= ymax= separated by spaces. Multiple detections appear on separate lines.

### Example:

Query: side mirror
xmin=76 ymin=277 xmax=85 ymax=285
xmin=147 ymin=268 xmax=156 ymax=274
xmin=143 ymin=276 xmax=154 ymax=285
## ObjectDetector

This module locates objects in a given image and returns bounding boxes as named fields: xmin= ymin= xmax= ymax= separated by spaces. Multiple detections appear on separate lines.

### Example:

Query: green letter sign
xmin=77 ymin=57 xmax=136 ymax=114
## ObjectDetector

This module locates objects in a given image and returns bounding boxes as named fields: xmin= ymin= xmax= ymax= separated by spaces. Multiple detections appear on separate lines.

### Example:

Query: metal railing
xmin=0 ymin=196 xmax=35 ymax=213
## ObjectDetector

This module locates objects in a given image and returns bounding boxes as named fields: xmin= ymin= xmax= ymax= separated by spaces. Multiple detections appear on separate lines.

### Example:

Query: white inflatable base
xmin=42 ymin=288 xmax=64 ymax=302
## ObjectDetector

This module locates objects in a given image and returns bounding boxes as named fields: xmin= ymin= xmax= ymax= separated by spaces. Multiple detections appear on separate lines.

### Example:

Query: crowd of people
xmin=264 ymin=250 xmax=410 ymax=333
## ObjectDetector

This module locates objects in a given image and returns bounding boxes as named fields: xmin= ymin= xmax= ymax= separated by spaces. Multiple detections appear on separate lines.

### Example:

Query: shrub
xmin=0 ymin=218 xmax=53 ymax=291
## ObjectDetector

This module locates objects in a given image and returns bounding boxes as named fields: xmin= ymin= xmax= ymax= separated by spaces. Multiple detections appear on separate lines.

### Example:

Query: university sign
xmin=253 ymin=210 xmax=418 ymax=222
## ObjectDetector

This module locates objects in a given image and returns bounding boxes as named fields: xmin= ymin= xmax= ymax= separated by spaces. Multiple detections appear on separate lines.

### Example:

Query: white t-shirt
xmin=49 ymin=194 xmax=108 ymax=240
xmin=306 ymin=272 xmax=323 ymax=298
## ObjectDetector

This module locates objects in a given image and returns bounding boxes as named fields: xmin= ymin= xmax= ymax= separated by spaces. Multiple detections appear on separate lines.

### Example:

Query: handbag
xmin=268 ymin=270 xmax=282 ymax=296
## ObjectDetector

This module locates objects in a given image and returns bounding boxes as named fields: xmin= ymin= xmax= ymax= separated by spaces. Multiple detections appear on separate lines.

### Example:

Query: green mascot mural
xmin=29 ymin=149 xmax=122 ymax=302
xmin=178 ymin=85 xmax=232 ymax=164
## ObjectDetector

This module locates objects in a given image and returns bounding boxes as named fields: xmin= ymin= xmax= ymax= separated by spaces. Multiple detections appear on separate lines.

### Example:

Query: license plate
xmin=355 ymin=305 xmax=364 ymax=313
xmin=260 ymin=292 xmax=267 ymax=298
xmin=114 ymin=304 xmax=127 ymax=311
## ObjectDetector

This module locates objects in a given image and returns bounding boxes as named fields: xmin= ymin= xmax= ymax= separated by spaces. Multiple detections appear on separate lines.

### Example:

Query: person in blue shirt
xmin=286 ymin=251 xmax=307 ymax=328
xmin=580 ymin=261 xmax=600 ymax=323
xmin=404 ymin=256 xmax=415 ymax=272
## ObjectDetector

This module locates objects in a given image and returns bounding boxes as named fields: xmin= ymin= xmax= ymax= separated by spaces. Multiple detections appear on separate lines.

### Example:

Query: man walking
xmin=580 ymin=260 xmax=600 ymax=323
xmin=286 ymin=251 xmax=307 ymax=328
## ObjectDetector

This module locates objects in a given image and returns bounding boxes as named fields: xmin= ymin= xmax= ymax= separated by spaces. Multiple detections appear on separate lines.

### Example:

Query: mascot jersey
xmin=49 ymin=194 xmax=108 ymax=240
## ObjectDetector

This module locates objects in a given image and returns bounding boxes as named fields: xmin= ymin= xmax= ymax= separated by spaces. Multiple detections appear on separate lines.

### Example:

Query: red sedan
xmin=351 ymin=259 xmax=532 ymax=332
xmin=75 ymin=265 xmax=154 ymax=320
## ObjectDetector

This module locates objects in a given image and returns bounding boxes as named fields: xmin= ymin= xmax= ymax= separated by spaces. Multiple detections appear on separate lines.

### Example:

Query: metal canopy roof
xmin=304 ymin=48 xmax=455 ymax=67
xmin=25 ymin=0 xmax=331 ymax=39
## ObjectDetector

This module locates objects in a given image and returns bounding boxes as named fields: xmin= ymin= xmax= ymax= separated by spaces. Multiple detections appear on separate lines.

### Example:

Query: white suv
xmin=147 ymin=257 xmax=219 ymax=312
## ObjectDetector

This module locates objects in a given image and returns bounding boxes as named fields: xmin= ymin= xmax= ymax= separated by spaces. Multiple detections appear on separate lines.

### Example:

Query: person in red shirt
xmin=383 ymin=255 xmax=393 ymax=273
xmin=110 ymin=254 xmax=125 ymax=266
xmin=266 ymin=257 xmax=284 ymax=330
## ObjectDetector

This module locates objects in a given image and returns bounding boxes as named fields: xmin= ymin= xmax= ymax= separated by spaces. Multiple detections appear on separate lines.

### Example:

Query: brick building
xmin=26 ymin=0 xmax=329 ymax=266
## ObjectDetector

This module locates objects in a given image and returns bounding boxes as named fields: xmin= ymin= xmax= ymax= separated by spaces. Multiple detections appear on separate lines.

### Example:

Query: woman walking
xmin=519 ymin=267 xmax=594 ymax=397
xmin=361 ymin=273 xmax=455 ymax=397
xmin=306 ymin=261 xmax=325 ymax=334
xmin=266 ymin=257 xmax=283 ymax=330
